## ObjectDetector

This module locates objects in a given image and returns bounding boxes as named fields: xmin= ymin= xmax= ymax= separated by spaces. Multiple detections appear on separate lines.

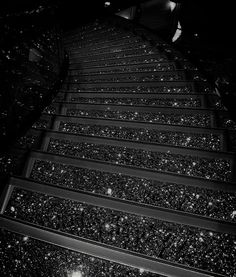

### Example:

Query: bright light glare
xmin=172 ymin=21 xmax=182 ymax=42
xmin=116 ymin=6 xmax=136 ymax=20
xmin=168 ymin=1 xmax=176 ymax=12
xmin=120 ymin=15 xmax=130 ymax=19
xmin=139 ymin=268 xmax=145 ymax=273
xmin=104 ymin=1 xmax=111 ymax=7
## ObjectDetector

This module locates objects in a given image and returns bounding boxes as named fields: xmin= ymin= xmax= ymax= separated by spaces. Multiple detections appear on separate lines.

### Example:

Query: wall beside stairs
xmin=0 ymin=2 xmax=69 ymax=190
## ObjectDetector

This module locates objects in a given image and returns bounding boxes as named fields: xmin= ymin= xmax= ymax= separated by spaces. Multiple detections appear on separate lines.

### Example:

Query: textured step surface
xmin=1 ymin=17 xmax=236 ymax=276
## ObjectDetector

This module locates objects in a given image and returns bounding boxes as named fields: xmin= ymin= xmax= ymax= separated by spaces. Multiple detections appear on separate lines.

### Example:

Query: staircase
xmin=0 ymin=18 xmax=236 ymax=276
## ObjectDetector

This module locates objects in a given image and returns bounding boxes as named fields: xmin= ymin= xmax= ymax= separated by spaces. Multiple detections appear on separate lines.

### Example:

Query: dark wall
xmin=179 ymin=0 xmax=235 ymax=45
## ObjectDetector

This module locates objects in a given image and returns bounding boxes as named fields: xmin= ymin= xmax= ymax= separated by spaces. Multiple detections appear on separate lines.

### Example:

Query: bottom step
xmin=1 ymin=178 xmax=235 ymax=277
xmin=0 ymin=222 xmax=164 ymax=277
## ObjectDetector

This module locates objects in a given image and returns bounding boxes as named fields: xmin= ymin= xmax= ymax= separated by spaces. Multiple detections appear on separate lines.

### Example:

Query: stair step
xmin=32 ymin=110 xmax=234 ymax=146
xmin=1 ymin=177 xmax=235 ymax=277
xmin=57 ymin=95 xmax=204 ymax=109
xmin=38 ymin=133 xmax=234 ymax=182
xmin=25 ymin=156 xmax=236 ymax=222
xmin=64 ymin=26 xmax=120 ymax=41
xmin=63 ymin=81 xmax=198 ymax=93
xmin=69 ymin=43 xmax=156 ymax=57
xmin=55 ymin=120 xmax=223 ymax=151
xmin=0 ymin=222 xmax=167 ymax=276
xmin=58 ymin=103 xmax=216 ymax=128
xmin=43 ymin=102 xmax=234 ymax=132
xmin=68 ymin=62 xmax=177 ymax=75
xmin=20 ymin=116 xmax=227 ymax=152
xmin=64 ymin=22 xmax=109 ymax=36
xmin=55 ymin=92 xmax=223 ymax=110
xmin=3 ymin=176 xmax=236 ymax=234
xmin=23 ymin=149 xmax=236 ymax=192
xmin=43 ymin=101 xmax=217 ymax=115
xmin=65 ymin=34 xmax=135 ymax=48
xmin=69 ymin=54 xmax=170 ymax=67
xmin=0 ymin=216 xmax=219 ymax=277
xmin=68 ymin=58 xmax=175 ymax=70
xmin=66 ymin=37 xmax=143 ymax=52
xmin=69 ymin=48 xmax=163 ymax=61
xmin=69 ymin=40 xmax=149 ymax=56
xmin=65 ymin=30 xmax=126 ymax=44
xmin=70 ymin=52 xmax=168 ymax=66
xmin=67 ymin=70 xmax=187 ymax=83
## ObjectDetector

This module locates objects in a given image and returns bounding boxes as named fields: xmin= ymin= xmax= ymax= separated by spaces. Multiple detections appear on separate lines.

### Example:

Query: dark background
xmin=1 ymin=0 xmax=236 ymax=95
xmin=1 ymin=0 xmax=235 ymax=40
